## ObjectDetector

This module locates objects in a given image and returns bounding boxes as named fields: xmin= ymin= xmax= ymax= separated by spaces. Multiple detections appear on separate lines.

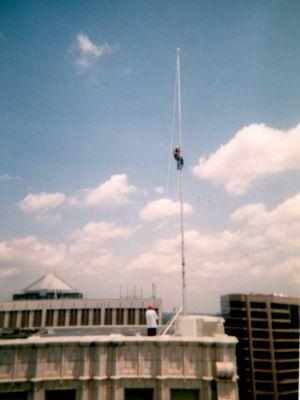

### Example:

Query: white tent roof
xmin=24 ymin=273 xmax=78 ymax=293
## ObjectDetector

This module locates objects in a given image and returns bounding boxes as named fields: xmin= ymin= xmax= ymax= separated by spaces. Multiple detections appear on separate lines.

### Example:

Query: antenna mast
xmin=175 ymin=48 xmax=187 ymax=314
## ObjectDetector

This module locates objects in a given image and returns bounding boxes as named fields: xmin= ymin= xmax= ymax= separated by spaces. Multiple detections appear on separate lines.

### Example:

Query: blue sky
xmin=0 ymin=0 xmax=299 ymax=312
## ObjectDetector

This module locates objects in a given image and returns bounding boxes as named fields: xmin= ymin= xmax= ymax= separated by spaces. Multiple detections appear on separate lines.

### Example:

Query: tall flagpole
xmin=176 ymin=48 xmax=187 ymax=315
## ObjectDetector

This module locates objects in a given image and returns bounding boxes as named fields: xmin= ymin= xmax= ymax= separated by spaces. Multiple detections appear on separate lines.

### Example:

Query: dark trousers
xmin=147 ymin=327 xmax=157 ymax=336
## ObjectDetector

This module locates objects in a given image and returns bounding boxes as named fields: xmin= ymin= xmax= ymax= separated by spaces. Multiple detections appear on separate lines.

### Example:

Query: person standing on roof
xmin=146 ymin=305 xmax=158 ymax=336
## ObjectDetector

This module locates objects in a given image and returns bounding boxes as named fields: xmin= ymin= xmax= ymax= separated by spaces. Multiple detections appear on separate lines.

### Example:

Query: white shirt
xmin=146 ymin=309 xmax=158 ymax=328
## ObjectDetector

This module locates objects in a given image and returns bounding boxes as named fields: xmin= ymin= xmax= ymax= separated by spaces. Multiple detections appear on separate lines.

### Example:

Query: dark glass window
xmin=273 ymin=330 xmax=299 ymax=339
xmin=104 ymin=308 xmax=112 ymax=325
xmin=128 ymin=308 xmax=135 ymax=325
xmin=253 ymin=350 xmax=271 ymax=360
xmin=93 ymin=309 xmax=101 ymax=325
xmin=251 ymin=311 xmax=268 ymax=319
xmin=252 ymin=330 xmax=269 ymax=339
xmin=290 ymin=305 xmax=299 ymax=328
xmin=272 ymin=321 xmax=291 ymax=329
xmin=274 ymin=341 xmax=299 ymax=350
xmin=254 ymin=361 xmax=272 ymax=369
xmin=8 ymin=311 xmax=17 ymax=329
xmin=253 ymin=340 xmax=270 ymax=349
xmin=124 ymin=389 xmax=153 ymax=400
xmin=230 ymin=309 xmax=247 ymax=318
xmin=81 ymin=309 xmax=89 ymax=325
xmin=276 ymin=361 xmax=298 ymax=370
xmin=45 ymin=310 xmax=54 ymax=326
xmin=0 ymin=312 xmax=5 ymax=328
xmin=116 ymin=309 xmax=124 ymax=325
xmin=277 ymin=382 xmax=298 ymax=392
xmin=45 ymin=390 xmax=76 ymax=400
xmin=33 ymin=310 xmax=42 ymax=327
xmin=277 ymin=370 xmax=299 ymax=381
xmin=251 ymin=320 xmax=268 ymax=329
xmin=250 ymin=302 xmax=266 ymax=309
xmin=271 ymin=302 xmax=288 ymax=310
xmin=272 ymin=312 xmax=290 ymax=320
xmin=255 ymin=382 xmax=274 ymax=391
xmin=69 ymin=309 xmax=78 ymax=326
xmin=139 ymin=308 xmax=146 ymax=324
xmin=21 ymin=311 xmax=30 ymax=327
xmin=274 ymin=350 xmax=299 ymax=360
xmin=255 ymin=371 xmax=273 ymax=381
xmin=170 ymin=389 xmax=199 ymax=400
xmin=229 ymin=300 xmax=246 ymax=308
xmin=57 ymin=310 xmax=66 ymax=326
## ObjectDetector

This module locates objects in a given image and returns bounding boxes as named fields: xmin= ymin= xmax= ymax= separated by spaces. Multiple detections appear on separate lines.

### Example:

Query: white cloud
xmin=140 ymin=198 xmax=193 ymax=222
xmin=0 ymin=236 xmax=66 ymax=269
xmin=19 ymin=192 xmax=66 ymax=214
xmin=129 ymin=193 xmax=300 ymax=310
xmin=70 ymin=220 xmax=136 ymax=254
xmin=192 ymin=123 xmax=300 ymax=195
xmin=70 ymin=174 xmax=137 ymax=206
xmin=72 ymin=33 xmax=112 ymax=69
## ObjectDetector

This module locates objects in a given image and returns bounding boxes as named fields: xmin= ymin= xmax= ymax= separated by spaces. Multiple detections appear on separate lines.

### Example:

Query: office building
xmin=221 ymin=293 xmax=300 ymax=400
xmin=0 ymin=274 xmax=162 ymax=330
xmin=0 ymin=315 xmax=238 ymax=400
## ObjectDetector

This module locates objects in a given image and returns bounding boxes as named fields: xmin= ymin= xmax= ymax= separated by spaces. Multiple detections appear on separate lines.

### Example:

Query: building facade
xmin=0 ymin=315 xmax=239 ymax=400
xmin=221 ymin=293 xmax=300 ymax=400
xmin=0 ymin=274 xmax=162 ymax=330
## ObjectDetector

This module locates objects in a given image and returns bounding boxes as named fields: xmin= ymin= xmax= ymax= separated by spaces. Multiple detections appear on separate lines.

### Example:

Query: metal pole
xmin=176 ymin=48 xmax=186 ymax=315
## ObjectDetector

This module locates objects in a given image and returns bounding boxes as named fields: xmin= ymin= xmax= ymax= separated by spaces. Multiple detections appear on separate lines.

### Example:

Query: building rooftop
xmin=24 ymin=273 xmax=78 ymax=293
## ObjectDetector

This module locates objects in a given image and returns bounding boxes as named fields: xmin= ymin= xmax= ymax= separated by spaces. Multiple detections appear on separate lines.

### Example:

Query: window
xmin=8 ymin=311 xmax=17 ymax=329
xmin=45 ymin=390 xmax=76 ymax=400
xmin=290 ymin=305 xmax=299 ymax=328
xmin=253 ymin=351 xmax=271 ymax=360
xmin=230 ymin=309 xmax=247 ymax=318
xmin=250 ymin=302 xmax=266 ymax=309
xmin=253 ymin=340 xmax=270 ymax=349
xmin=128 ymin=308 xmax=135 ymax=325
xmin=0 ymin=392 xmax=29 ymax=400
xmin=252 ymin=330 xmax=269 ymax=339
xmin=69 ymin=309 xmax=78 ymax=326
xmin=0 ymin=312 xmax=5 ymax=328
xmin=45 ymin=310 xmax=54 ymax=326
xmin=104 ymin=308 xmax=112 ymax=325
xmin=170 ymin=389 xmax=199 ymax=400
xmin=272 ymin=312 xmax=289 ymax=320
xmin=93 ymin=309 xmax=101 ymax=325
xmin=255 ymin=382 xmax=274 ymax=391
xmin=274 ymin=350 xmax=299 ymax=360
xmin=139 ymin=308 xmax=146 ymax=324
xmin=251 ymin=311 xmax=267 ymax=319
xmin=271 ymin=302 xmax=288 ymax=310
xmin=116 ymin=309 xmax=124 ymax=325
xmin=229 ymin=300 xmax=246 ymax=308
xmin=251 ymin=320 xmax=268 ymax=329
xmin=33 ymin=310 xmax=42 ymax=327
xmin=21 ymin=311 xmax=30 ymax=327
xmin=81 ymin=309 xmax=89 ymax=325
xmin=255 ymin=371 xmax=273 ymax=381
xmin=57 ymin=310 xmax=66 ymax=326
xmin=124 ymin=389 xmax=153 ymax=400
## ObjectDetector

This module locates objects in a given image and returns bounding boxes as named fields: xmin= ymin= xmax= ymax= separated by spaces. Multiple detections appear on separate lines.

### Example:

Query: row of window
xmin=0 ymin=388 xmax=204 ymax=400
xmin=0 ymin=308 xmax=156 ymax=328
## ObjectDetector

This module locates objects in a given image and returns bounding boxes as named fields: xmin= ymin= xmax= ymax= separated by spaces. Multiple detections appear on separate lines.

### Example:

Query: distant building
xmin=221 ymin=293 xmax=300 ymax=400
xmin=0 ymin=315 xmax=239 ymax=400
xmin=0 ymin=274 xmax=162 ymax=330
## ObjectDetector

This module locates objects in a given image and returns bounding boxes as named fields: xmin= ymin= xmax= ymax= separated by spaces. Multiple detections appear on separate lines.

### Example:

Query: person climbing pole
xmin=173 ymin=147 xmax=184 ymax=170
